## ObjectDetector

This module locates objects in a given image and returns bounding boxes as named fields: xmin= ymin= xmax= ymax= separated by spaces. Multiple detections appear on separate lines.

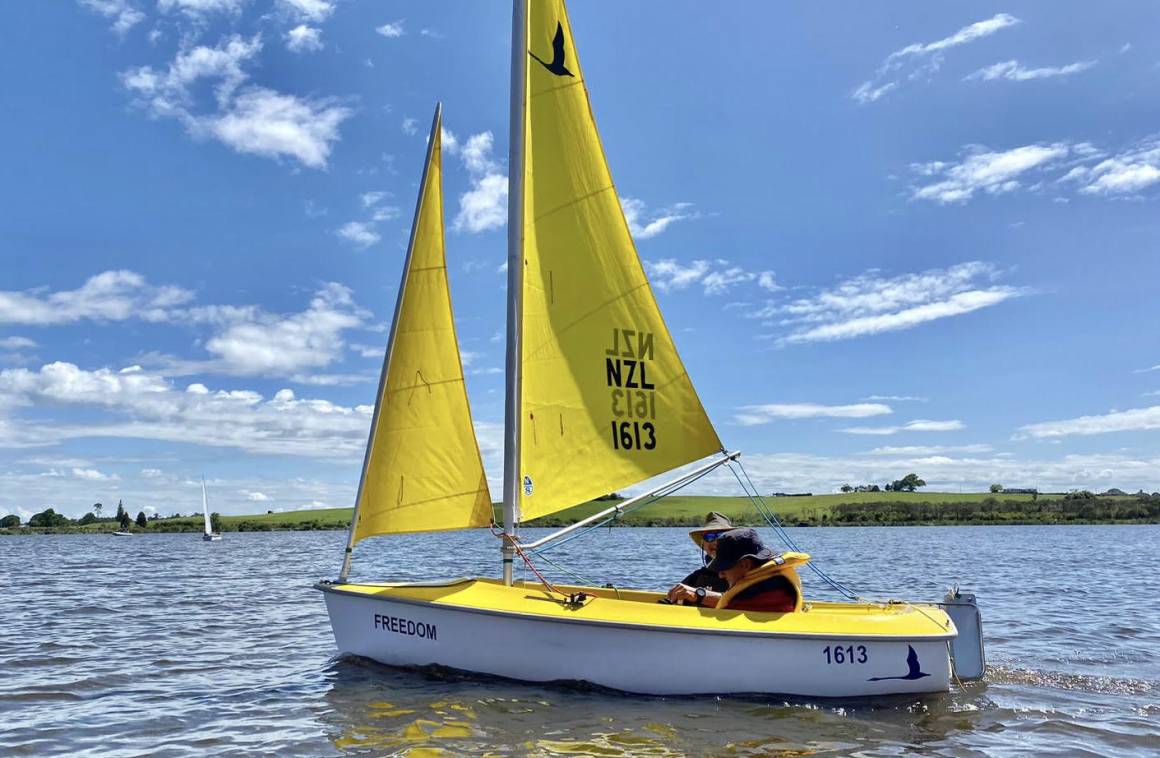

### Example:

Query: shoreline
xmin=4 ymin=518 xmax=1158 ymax=536
xmin=5 ymin=492 xmax=1156 ymax=535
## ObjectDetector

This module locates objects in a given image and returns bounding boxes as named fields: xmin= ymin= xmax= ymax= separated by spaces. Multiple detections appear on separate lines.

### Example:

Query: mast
xmin=339 ymin=103 xmax=444 ymax=583
xmin=501 ymin=0 xmax=528 ymax=585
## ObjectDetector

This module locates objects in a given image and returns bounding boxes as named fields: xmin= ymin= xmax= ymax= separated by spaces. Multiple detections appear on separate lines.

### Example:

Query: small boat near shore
xmin=112 ymin=531 xmax=133 ymax=537
xmin=201 ymin=478 xmax=221 ymax=542
xmin=318 ymin=0 xmax=984 ymax=698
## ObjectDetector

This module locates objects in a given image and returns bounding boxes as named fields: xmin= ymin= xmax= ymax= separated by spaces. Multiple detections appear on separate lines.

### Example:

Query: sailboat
xmin=201 ymin=478 xmax=222 ymax=541
xmin=317 ymin=0 xmax=985 ymax=698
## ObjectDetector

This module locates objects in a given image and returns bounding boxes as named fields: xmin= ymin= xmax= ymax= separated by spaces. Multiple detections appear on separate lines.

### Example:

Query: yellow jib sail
xmin=517 ymin=0 xmax=722 ymax=521
xmin=353 ymin=106 xmax=492 ymax=541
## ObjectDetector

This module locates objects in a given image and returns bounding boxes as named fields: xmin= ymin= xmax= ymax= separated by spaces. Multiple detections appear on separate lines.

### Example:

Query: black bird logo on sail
xmin=530 ymin=22 xmax=574 ymax=77
xmin=867 ymin=645 xmax=931 ymax=682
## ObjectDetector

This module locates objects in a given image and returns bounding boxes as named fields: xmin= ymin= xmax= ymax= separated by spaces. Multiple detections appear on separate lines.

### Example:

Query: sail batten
xmin=515 ymin=0 xmax=722 ymax=523
xmin=346 ymin=104 xmax=493 ymax=546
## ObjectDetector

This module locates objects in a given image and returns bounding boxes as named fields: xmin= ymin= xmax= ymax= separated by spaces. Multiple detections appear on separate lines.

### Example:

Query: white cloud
xmin=734 ymin=402 xmax=892 ymax=426
xmin=377 ymin=20 xmax=405 ymax=39
xmin=788 ymin=289 xmax=1019 ymax=343
xmin=851 ymin=81 xmax=897 ymax=105
xmin=1018 ymin=405 xmax=1160 ymax=438
xmin=401 ymin=117 xmax=418 ymax=136
xmin=202 ymin=283 xmax=365 ymax=376
xmin=453 ymin=132 xmax=508 ymax=234
xmin=863 ymin=395 xmax=926 ymax=402
xmin=141 ymin=468 xmax=163 ymax=478
xmin=285 ymin=24 xmax=323 ymax=53
xmin=621 ymin=197 xmax=696 ymax=240
xmin=852 ymin=13 xmax=1020 ymax=104
xmin=456 ymin=175 xmax=508 ymax=233
xmin=0 ymin=337 xmax=37 ymax=350
xmin=965 ymin=59 xmax=1097 ymax=82
xmin=645 ymin=259 xmax=710 ymax=293
xmin=903 ymin=419 xmax=965 ymax=432
xmin=360 ymin=191 xmax=388 ymax=208
xmin=79 ymin=0 xmax=146 ymax=34
xmin=371 ymin=205 xmax=399 ymax=222
xmin=440 ymin=128 xmax=459 ymax=154
xmin=866 ymin=444 xmax=992 ymax=456
xmin=757 ymin=272 xmax=781 ymax=293
xmin=0 ymin=362 xmax=372 ymax=459
xmin=1068 ymin=138 xmax=1160 ymax=196
xmin=0 ymin=271 xmax=193 ymax=326
xmin=204 ymin=87 xmax=351 ymax=169
xmin=279 ymin=0 xmax=333 ymax=23
xmin=645 ymin=259 xmax=776 ymax=296
xmin=339 ymin=192 xmax=400 ymax=244
xmin=72 ymin=467 xmax=119 ymax=481
xmin=763 ymin=262 xmax=1025 ymax=345
xmin=840 ymin=419 xmax=964 ymax=435
xmin=122 ymin=35 xmax=351 ymax=169
xmin=911 ymin=143 xmax=1069 ymax=203
xmin=911 ymin=136 xmax=1160 ymax=201
xmin=337 ymin=221 xmax=380 ymax=248
xmin=703 ymin=267 xmax=759 ymax=295
xmin=245 ymin=490 xmax=270 ymax=501
xmin=158 ymin=0 xmax=246 ymax=19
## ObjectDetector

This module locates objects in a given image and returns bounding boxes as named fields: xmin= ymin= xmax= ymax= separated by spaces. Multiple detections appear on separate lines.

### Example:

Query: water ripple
xmin=1 ymin=526 xmax=1158 ymax=755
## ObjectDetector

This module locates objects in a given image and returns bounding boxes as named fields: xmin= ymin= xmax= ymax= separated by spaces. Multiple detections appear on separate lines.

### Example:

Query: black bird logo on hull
xmin=867 ymin=645 xmax=930 ymax=681
xmin=530 ymin=22 xmax=574 ymax=77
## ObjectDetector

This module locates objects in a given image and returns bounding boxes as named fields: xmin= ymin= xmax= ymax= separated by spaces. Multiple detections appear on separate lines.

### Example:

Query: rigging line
xmin=726 ymin=459 xmax=861 ymax=601
xmin=531 ymin=550 xmax=600 ymax=587
xmin=528 ymin=460 xmax=724 ymax=556
xmin=728 ymin=461 xmax=857 ymax=599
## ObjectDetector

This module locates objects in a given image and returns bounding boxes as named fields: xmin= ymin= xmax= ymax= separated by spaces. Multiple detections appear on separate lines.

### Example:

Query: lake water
xmin=2 ymin=525 xmax=1158 ymax=756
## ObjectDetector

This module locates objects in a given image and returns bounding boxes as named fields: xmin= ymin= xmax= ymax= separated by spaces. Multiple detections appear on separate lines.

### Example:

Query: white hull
xmin=203 ymin=533 xmax=221 ymax=541
xmin=319 ymin=585 xmax=951 ymax=698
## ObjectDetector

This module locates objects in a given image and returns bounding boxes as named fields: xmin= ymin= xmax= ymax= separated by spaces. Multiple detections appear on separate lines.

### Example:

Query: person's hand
xmin=666 ymin=583 xmax=696 ymax=604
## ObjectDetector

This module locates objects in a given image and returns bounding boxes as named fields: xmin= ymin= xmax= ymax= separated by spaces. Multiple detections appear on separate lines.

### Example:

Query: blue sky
xmin=2 ymin=1 xmax=1159 ymax=519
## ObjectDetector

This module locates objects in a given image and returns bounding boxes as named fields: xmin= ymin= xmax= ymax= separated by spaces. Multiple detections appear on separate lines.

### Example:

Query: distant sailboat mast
xmin=201 ymin=477 xmax=211 ymax=536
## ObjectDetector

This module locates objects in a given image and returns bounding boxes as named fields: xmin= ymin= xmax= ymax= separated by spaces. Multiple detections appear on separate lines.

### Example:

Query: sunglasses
xmin=701 ymin=531 xmax=721 ymax=542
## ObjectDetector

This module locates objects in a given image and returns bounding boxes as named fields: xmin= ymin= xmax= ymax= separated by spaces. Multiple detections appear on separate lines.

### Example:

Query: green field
xmin=509 ymin=492 xmax=1055 ymax=527
xmin=6 ymin=490 xmax=1154 ymax=535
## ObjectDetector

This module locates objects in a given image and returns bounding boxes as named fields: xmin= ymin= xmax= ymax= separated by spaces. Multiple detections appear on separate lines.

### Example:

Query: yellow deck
xmin=327 ymin=578 xmax=955 ymax=639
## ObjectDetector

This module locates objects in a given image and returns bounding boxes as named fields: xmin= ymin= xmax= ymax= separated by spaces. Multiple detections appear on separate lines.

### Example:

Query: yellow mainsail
xmin=516 ymin=0 xmax=722 ymax=522
xmin=352 ymin=106 xmax=493 ymax=541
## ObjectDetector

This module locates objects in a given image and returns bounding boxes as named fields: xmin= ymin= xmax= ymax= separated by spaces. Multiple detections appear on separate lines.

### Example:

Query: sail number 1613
xmin=611 ymin=421 xmax=656 ymax=450
xmin=823 ymin=645 xmax=868 ymax=664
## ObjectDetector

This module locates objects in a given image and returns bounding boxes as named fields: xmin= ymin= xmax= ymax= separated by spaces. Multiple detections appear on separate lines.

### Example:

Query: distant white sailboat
xmin=202 ymin=478 xmax=222 ymax=542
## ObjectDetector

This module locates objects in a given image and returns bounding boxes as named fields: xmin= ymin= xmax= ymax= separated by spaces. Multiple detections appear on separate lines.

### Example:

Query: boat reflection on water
xmin=318 ymin=655 xmax=988 ymax=756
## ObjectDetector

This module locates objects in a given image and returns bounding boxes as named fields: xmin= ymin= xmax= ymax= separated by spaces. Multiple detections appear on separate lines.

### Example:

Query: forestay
xmin=516 ymin=0 xmax=722 ymax=522
xmin=352 ymin=108 xmax=493 ymax=541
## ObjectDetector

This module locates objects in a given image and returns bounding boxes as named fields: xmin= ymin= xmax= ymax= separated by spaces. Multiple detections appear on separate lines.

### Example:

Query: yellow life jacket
xmin=718 ymin=552 xmax=810 ymax=612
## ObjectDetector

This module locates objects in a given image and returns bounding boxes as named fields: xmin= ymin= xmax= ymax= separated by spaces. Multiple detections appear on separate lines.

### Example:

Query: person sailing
xmin=665 ymin=512 xmax=731 ymax=605
xmin=669 ymin=528 xmax=808 ymax=613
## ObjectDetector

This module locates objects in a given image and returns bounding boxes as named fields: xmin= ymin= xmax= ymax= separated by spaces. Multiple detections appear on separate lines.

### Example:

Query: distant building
xmin=1001 ymin=488 xmax=1038 ymax=495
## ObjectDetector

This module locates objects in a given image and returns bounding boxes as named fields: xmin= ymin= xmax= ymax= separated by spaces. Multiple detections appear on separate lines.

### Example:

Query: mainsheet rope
xmin=495 ymin=453 xmax=865 ymax=605
xmin=724 ymin=458 xmax=861 ymax=601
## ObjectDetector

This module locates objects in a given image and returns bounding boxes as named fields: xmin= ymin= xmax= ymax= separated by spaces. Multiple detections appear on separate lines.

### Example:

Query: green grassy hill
xmin=6 ymin=491 xmax=1154 ymax=535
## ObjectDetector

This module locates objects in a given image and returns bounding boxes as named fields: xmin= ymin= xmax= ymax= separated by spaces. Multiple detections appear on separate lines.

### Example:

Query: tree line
xmin=1 ymin=499 xmax=222 ymax=532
